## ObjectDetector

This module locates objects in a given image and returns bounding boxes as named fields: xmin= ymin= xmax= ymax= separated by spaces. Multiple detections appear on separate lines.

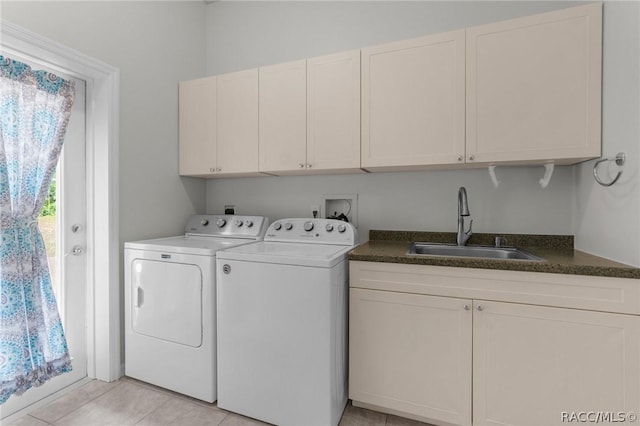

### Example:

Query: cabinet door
xmin=307 ymin=50 xmax=361 ymax=173
xmin=350 ymin=288 xmax=472 ymax=426
xmin=361 ymin=30 xmax=466 ymax=171
xmin=179 ymin=77 xmax=216 ymax=176
xmin=473 ymin=300 xmax=640 ymax=426
xmin=466 ymin=3 xmax=602 ymax=165
xmin=259 ymin=60 xmax=307 ymax=174
xmin=216 ymin=69 xmax=260 ymax=175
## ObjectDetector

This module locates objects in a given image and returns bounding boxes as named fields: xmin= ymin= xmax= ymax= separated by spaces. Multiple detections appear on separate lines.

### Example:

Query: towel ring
xmin=593 ymin=152 xmax=625 ymax=187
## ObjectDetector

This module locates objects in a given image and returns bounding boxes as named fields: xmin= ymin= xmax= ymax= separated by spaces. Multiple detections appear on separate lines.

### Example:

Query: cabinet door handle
xmin=476 ymin=305 xmax=484 ymax=311
xmin=306 ymin=163 xmax=312 ymax=168
xmin=457 ymin=155 xmax=463 ymax=162
xmin=299 ymin=163 xmax=305 ymax=168
xmin=216 ymin=168 xmax=221 ymax=172
xmin=464 ymin=304 xmax=470 ymax=311
xmin=469 ymin=155 xmax=475 ymax=161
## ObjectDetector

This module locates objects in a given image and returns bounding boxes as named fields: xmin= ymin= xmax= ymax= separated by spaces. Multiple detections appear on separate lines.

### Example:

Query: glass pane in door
xmin=38 ymin=172 xmax=60 ymax=314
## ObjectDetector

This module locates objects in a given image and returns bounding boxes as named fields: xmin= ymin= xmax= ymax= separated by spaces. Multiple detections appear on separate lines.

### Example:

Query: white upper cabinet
xmin=179 ymin=76 xmax=216 ymax=176
xmin=466 ymin=3 xmax=602 ymax=165
xmin=307 ymin=50 xmax=362 ymax=173
xmin=259 ymin=60 xmax=307 ymax=174
xmin=259 ymin=54 xmax=362 ymax=175
xmin=216 ymin=69 xmax=261 ymax=176
xmin=180 ymin=3 xmax=603 ymax=177
xmin=361 ymin=30 xmax=466 ymax=171
xmin=179 ymin=70 xmax=262 ymax=178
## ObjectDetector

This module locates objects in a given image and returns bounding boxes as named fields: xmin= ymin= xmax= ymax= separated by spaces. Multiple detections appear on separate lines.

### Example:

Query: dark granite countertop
xmin=349 ymin=230 xmax=640 ymax=279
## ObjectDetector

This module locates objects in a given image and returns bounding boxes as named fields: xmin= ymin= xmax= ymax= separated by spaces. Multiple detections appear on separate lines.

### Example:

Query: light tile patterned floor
xmin=7 ymin=378 xmax=434 ymax=426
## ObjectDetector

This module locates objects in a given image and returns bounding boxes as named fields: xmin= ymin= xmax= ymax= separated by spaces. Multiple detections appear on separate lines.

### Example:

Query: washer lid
xmin=216 ymin=241 xmax=355 ymax=268
xmin=125 ymin=235 xmax=257 ymax=256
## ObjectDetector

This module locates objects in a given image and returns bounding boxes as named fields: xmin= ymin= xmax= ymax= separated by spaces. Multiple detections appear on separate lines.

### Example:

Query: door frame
xmin=1 ymin=21 xmax=121 ymax=383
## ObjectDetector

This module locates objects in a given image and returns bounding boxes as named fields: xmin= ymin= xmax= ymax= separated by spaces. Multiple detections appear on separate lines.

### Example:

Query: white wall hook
xmin=539 ymin=163 xmax=554 ymax=188
xmin=488 ymin=165 xmax=500 ymax=188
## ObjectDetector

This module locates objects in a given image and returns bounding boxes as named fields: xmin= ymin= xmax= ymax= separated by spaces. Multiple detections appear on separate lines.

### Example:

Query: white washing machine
xmin=216 ymin=218 xmax=358 ymax=426
xmin=124 ymin=214 xmax=268 ymax=402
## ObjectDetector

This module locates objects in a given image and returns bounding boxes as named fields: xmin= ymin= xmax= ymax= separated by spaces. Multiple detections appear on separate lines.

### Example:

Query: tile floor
xmin=6 ymin=377 xmax=434 ymax=426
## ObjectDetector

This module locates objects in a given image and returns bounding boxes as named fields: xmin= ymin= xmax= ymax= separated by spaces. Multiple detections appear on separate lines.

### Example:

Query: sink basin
xmin=408 ymin=242 xmax=544 ymax=261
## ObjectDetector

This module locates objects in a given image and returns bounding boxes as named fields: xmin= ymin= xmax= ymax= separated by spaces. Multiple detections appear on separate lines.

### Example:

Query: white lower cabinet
xmin=350 ymin=288 xmax=472 ymax=426
xmin=473 ymin=301 xmax=640 ymax=426
xmin=349 ymin=262 xmax=640 ymax=426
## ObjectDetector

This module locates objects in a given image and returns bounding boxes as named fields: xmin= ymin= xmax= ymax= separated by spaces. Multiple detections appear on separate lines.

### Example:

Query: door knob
xmin=71 ymin=224 xmax=83 ymax=233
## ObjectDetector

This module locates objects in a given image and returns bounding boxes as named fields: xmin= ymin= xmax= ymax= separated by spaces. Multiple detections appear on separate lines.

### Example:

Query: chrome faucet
xmin=457 ymin=187 xmax=473 ymax=246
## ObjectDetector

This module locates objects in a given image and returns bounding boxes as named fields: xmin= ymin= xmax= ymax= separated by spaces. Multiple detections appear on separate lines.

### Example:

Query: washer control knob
xmin=284 ymin=222 xmax=293 ymax=231
xmin=200 ymin=219 xmax=209 ymax=226
xmin=337 ymin=224 xmax=347 ymax=233
xmin=303 ymin=222 xmax=314 ymax=232
xmin=245 ymin=220 xmax=254 ymax=228
xmin=273 ymin=222 xmax=282 ymax=231
xmin=216 ymin=218 xmax=227 ymax=228
xmin=325 ymin=223 xmax=334 ymax=232
xmin=234 ymin=219 xmax=243 ymax=227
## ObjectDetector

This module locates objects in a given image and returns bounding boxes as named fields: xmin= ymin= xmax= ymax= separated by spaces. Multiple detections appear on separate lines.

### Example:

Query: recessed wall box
xmin=322 ymin=194 xmax=358 ymax=227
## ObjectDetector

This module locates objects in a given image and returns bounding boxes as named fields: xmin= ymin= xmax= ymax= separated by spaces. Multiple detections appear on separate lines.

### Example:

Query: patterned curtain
xmin=0 ymin=56 xmax=75 ymax=404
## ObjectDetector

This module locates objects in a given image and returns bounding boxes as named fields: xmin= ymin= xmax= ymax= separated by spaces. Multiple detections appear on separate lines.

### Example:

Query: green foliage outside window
xmin=40 ymin=175 xmax=56 ymax=217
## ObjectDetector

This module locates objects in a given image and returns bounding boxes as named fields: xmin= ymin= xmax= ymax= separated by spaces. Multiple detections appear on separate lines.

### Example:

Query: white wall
xmin=2 ymin=1 xmax=208 ymax=243
xmin=574 ymin=2 xmax=640 ymax=266
xmin=204 ymin=1 xmax=581 ymax=243
xmin=206 ymin=168 xmax=574 ymax=244
xmin=206 ymin=1 xmax=580 ymax=75
xmin=1 ymin=0 xmax=208 ymax=364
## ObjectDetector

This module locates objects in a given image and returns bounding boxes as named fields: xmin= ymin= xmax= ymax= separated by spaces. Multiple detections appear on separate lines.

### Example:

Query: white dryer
xmin=216 ymin=218 xmax=358 ymax=426
xmin=124 ymin=214 xmax=268 ymax=402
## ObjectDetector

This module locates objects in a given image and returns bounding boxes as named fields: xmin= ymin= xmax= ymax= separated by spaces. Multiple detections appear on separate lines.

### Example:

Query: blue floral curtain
xmin=0 ymin=55 xmax=75 ymax=404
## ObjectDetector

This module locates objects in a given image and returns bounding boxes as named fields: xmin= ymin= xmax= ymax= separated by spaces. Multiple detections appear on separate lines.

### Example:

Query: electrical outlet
xmin=310 ymin=204 xmax=320 ymax=219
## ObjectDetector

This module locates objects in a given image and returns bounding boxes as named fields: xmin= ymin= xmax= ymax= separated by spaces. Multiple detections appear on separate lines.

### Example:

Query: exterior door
xmin=1 ymin=74 xmax=88 ymax=418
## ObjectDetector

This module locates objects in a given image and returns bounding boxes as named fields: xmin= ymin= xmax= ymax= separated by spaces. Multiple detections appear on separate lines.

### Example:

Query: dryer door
xmin=131 ymin=259 xmax=203 ymax=347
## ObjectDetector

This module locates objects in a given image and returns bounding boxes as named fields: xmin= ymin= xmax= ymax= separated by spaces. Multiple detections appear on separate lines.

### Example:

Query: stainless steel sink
xmin=408 ymin=242 xmax=544 ymax=261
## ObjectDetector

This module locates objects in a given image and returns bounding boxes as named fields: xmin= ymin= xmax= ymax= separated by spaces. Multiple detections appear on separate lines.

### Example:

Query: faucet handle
xmin=466 ymin=219 xmax=473 ymax=236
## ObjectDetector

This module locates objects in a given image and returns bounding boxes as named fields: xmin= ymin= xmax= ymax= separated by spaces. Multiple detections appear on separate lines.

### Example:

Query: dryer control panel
xmin=185 ymin=215 xmax=268 ymax=239
xmin=266 ymin=218 xmax=357 ymax=245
